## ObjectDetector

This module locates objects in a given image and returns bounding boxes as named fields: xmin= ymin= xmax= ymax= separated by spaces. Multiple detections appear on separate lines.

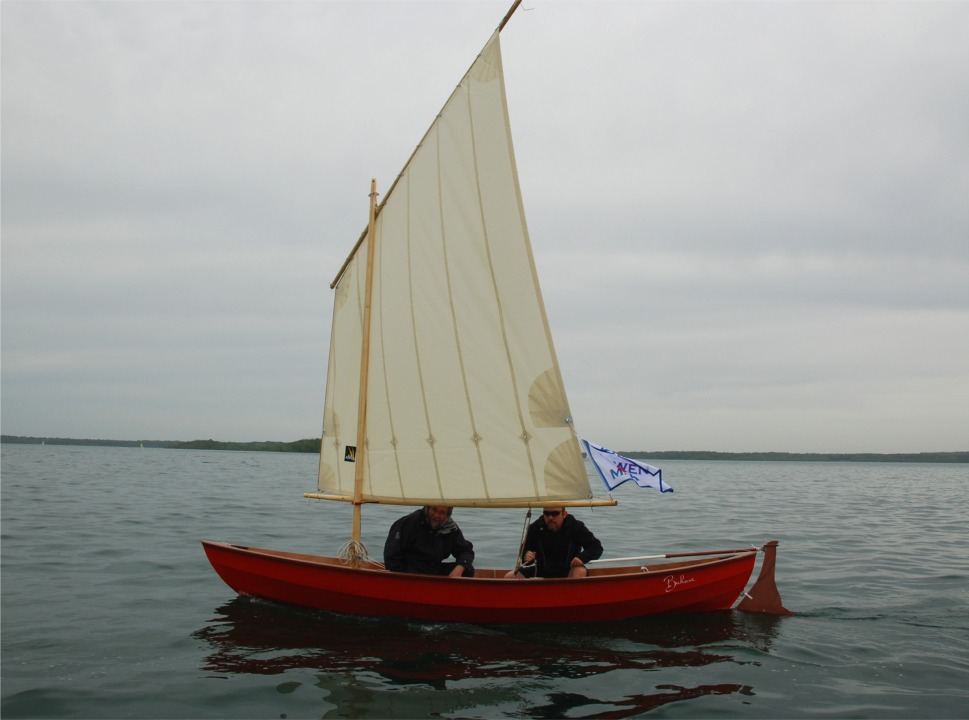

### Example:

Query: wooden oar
xmin=587 ymin=545 xmax=759 ymax=565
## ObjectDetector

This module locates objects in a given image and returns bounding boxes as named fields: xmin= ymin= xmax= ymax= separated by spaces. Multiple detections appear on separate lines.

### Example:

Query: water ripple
xmin=2 ymin=447 xmax=967 ymax=718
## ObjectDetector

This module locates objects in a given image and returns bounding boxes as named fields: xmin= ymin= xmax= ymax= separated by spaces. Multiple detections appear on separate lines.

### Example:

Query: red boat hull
xmin=201 ymin=540 xmax=760 ymax=623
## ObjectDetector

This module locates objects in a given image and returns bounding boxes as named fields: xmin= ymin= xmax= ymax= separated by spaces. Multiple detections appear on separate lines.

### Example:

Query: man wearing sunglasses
xmin=505 ymin=507 xmax=603 ymax=579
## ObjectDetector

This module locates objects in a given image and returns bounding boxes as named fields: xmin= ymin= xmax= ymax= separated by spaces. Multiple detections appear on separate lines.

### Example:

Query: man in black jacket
xmin=505 ymin=507 xmax=602 ymax=579
xmin=383 ymin=506 xmax=475 ymax=577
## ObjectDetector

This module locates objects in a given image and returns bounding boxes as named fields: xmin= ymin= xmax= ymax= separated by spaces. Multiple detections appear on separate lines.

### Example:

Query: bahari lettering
xmin=663 ymin=574 xmax=696 ymax=593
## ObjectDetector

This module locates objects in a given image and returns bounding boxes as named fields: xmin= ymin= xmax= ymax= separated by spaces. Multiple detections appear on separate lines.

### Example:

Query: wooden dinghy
xmin=203 ymin=540 xmax=787 ymax=623
xmin=203 ymin=1 xmax=790 ymax=623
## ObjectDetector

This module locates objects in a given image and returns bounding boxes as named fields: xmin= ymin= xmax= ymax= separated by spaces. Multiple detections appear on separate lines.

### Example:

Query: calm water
xmin=2 ymin=444 xmax=967 ymax=718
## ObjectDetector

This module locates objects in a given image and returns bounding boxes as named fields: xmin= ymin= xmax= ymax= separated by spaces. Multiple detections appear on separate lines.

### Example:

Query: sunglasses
xmin=542 ymin=510 xmax=562 ymax=517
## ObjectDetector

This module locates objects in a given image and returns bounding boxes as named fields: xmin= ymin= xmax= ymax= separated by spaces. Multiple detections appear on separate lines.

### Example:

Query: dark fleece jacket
xmin=521 ymin=513 xmax=603 ymax=578
xmin=383 ymin=508 xmax=475 ymax=576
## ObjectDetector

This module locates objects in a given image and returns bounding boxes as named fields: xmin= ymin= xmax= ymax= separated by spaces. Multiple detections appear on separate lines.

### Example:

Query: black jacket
xmin=383 ymin=508 xmax=475 ymax=576
xmin=522 ymin=514 xmax=603 ymax=578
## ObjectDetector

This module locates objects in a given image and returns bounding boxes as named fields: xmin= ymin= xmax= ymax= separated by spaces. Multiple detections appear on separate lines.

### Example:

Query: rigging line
xmin=512 ymin=507 xmax=533 ymax=572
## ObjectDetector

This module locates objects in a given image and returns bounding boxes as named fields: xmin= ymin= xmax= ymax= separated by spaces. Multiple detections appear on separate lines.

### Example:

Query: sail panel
xmin=319 ymin=237 xmax=366 ymax=496
xmin=319 ymin=32 xmax=590 ymax=505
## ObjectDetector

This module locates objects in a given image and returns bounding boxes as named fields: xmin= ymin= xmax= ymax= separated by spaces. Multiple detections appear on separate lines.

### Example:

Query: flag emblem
xmin=583 ymin=439 xmax=672 ymax=493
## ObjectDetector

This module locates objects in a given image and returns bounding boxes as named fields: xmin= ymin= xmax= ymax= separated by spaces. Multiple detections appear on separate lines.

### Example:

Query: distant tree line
xmin=167 ymin=439 xmax=320 ymax=453
xmin=2 ymin=436 xmax=965 ymax=462
xmin=1 ymin=435 xmax=320 ymax=453
xmin=0 ymin=435 xmax=175 ymax=449
xmin=621 ymin=450 xmax=969 ymax=464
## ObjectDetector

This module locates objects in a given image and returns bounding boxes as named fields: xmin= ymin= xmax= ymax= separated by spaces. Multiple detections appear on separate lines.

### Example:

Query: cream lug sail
xmin=310 ymin=32 xmax=609 ymax=510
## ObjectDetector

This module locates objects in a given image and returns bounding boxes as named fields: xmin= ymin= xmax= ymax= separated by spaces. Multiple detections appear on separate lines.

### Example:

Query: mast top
xmin=499 ymin=0 xmax=523 ymax=32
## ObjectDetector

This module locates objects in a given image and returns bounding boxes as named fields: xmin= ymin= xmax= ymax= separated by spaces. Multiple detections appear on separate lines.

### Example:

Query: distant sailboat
xmin=203 ymin=0 xmax=789 ymax=623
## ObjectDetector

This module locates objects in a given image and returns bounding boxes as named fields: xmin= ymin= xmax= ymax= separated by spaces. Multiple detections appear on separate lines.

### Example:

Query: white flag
xmin=583 ymin=440 xmax=672 ymax=493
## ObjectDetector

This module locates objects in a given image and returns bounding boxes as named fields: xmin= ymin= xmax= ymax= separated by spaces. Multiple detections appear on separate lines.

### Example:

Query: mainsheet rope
xmin=512 ymin=508 xmax=533 ymax=573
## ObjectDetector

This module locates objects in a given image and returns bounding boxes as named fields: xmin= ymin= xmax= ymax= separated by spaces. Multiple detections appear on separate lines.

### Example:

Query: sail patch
xmin=543 ymin=439 xmax=588 ymax=498
xmin=528 ymin=367 xmax=570 ymax=428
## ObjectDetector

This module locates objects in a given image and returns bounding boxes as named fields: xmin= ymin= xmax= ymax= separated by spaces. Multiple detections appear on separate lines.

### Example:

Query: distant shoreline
xmin=0 ymin=435 xmax=319 ymax=454
xmin=2 ymin=435 xmax=966 ymax=463
xmin=621 ymin=450 xmax=969 ymax=464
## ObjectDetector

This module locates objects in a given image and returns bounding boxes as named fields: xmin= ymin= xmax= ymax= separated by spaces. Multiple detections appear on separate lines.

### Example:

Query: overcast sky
xmin=2 ymin=0 xmax=967 ymax=453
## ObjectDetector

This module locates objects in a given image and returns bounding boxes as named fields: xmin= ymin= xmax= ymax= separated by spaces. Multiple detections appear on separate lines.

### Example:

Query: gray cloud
xmin=3 ymin=1 xmax=967 ymax=452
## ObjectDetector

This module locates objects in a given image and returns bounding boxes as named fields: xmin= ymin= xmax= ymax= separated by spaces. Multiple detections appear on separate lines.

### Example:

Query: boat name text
xmin=664 ymin=574 xmax=696 ymax=592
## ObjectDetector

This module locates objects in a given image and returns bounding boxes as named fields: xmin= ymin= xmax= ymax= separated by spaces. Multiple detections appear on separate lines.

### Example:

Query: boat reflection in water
xmin=195 ymin=597 xmax=782 ymax=718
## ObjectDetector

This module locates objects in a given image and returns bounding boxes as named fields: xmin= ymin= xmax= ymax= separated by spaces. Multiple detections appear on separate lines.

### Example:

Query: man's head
xmin=541 ymin=506 xmax=568 ymax=532
xmin=424 ymin=505 xmax=453 ymax=530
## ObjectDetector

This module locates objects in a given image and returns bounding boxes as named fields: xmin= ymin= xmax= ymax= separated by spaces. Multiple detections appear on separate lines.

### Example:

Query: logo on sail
xmin=344 ymin=446 xmax=356 ymax=462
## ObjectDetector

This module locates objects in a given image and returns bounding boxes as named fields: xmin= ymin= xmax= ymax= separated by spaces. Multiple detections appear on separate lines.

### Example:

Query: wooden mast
xmin=346 ymin=178 xmax=379 ymax=565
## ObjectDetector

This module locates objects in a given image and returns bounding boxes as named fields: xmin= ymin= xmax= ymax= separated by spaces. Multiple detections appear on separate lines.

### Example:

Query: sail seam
xmin=461 ymin=61 xmax=495 ymax=502
xmin=375 ymin=202 xmax=407 ymax=501
xmin=436 ymin=98 xmax=486 ymax=502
